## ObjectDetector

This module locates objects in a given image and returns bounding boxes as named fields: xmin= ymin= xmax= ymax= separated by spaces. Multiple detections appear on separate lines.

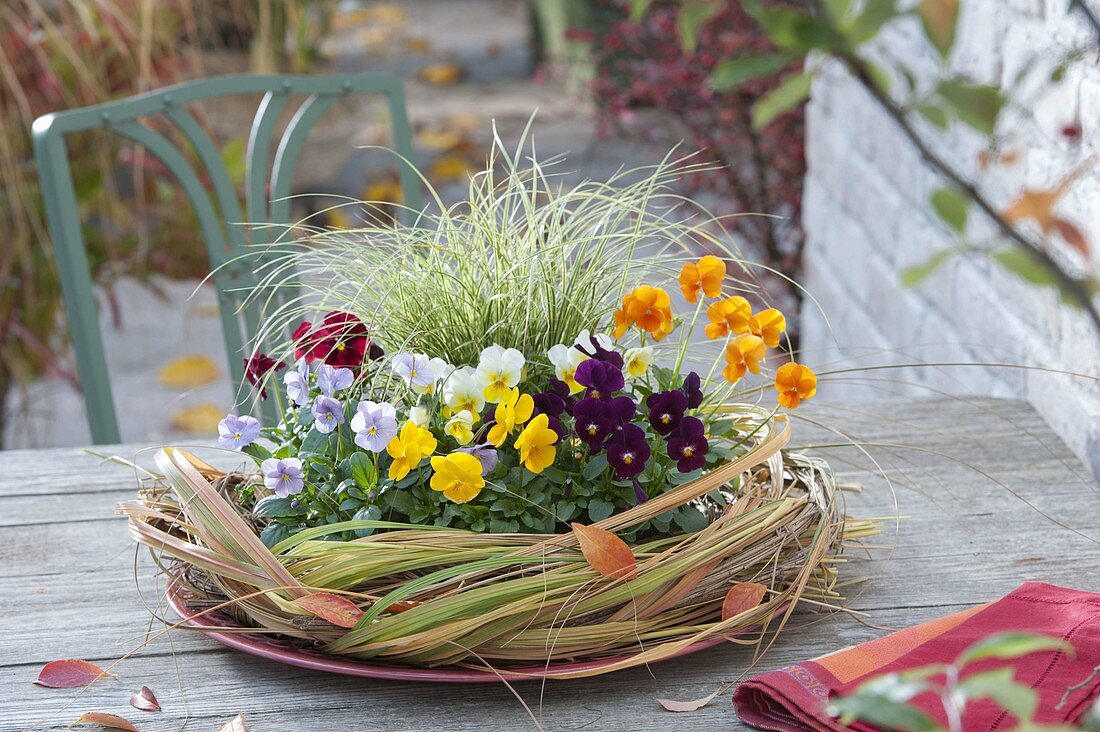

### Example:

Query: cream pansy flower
xmin=444 ymin=410 xmax=476 ymax=445
xmin=475 ymin=345 xmax=525 ymax=403
xmin=547 ymin=343 xmax=588 ymax=394
xmin=623 ymin=346 xmax=655 ymax=378
xmin=409 ymin=404 xmax=430 ymax=427
xmin=442 ymin=366 xmax=485 ymax=419
xmin=574 ymin=330 xmax=614 ymax=351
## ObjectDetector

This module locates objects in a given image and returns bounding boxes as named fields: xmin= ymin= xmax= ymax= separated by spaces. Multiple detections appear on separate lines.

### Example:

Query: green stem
xmin=671 ymin=297 xmax=705 ymax=382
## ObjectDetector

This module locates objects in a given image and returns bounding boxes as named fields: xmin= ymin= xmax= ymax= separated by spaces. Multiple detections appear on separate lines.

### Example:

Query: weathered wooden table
xmin=2 ymin=398 xmax=1098 ymax=731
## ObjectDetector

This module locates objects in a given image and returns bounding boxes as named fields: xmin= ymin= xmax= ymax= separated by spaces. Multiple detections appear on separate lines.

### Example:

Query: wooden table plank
xmin=1 ymin=397 xmax=1097 ymax=731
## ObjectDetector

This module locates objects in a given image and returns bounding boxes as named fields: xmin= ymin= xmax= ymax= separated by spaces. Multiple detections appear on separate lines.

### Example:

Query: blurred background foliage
xmin=0 ymin=0 xmax=339 ymax=442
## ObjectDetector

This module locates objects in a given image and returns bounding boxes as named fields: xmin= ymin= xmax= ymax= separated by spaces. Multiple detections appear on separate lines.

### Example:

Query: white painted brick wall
xmin=800 ymin=0 xmax=1100 ymax=476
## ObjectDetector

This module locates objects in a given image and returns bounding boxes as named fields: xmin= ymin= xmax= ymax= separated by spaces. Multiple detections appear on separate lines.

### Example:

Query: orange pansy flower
xmin=679 ymin=255 xmax=726 ymax=303
xmin=722 ymin=334 xmax=765 ymax=383
xmin=705 ymin=296 xmax=752 ymax=340
xmin=749 ymin=308 xmax=787 ymax=348
xmin=775 ymin=362 xmax=817 ymax=408
xmin=613 ymin=286 xmax=675 ymax=341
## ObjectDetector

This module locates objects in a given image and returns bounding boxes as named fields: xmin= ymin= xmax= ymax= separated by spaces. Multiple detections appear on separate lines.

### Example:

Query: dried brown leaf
xmin=657 ymin=687 xmax=721 ymax=712
xmin=35 ymin=659 xmax=114 ymax=688
xmin=292 ymin=592 xmax=363 ymax=628
xmin=129 ymin=686 xmax=160 ymax=712
xmin=721 ymin=581 xmax=767 ymax=621
xmin=157 ymin=354 xmax=219 ymax=388
xmin=571 ymin=523 xmax=637 ymax=579
xmin=70 ymin=711 xmax=139 ymax=731
xmin=215 ymin=713 xmax=246 ymax=732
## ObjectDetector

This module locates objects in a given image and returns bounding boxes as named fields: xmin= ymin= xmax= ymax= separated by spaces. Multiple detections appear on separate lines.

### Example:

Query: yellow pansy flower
xmin=514 ymin=413 xmax=558 ymax=474
xmin=705 ymin=296 xmax=752 ymax=340
xmin=749 ymin=308 xmax=787 ymax=349
xmin=486 ymin=387 xmax=534 ymax=446
xmin=429 ymin=452 xmax=485 ymax=503
xmin=775 ymin=362 xmax=817 ymax=408
xmin=444 ymin=410 xmax=476 ymax=445
xmin=722 ymin=334 xmax=766 ymax=383
xmin=386 ymin=419 xmax=438 ymax=480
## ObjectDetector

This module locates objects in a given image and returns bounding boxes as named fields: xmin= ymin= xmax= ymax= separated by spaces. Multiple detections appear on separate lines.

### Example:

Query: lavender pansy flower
xmin=311 ymin=395 xmax=345 ymax=434
xmin=350 ymin=400 xmax=398 ymax=452
xmin=315 ymin=364 xmax=354 ymax=396
xmin=646 ymin=390 xmax=688 ymax=435
xmin=457 ymin=444 xmax=499 ymax=475
xmin=604 ymin=423 xmax=651 ymax=479
xmin=391 ymin=353 xmax=450 ymax=394
xmin=667 ymin=416 xmax=709 ymax=473
xmin=218 ymin=413 xmax=260 ymax=450
xmin=261 ymin=457 xmax=304 ymax=497
xmin=284 ymin=359 xmax=311 ymax=406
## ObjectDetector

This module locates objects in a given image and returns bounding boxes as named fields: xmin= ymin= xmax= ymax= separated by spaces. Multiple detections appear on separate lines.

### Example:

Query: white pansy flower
xmin=475 ymin=344 xmax=525 ymax=403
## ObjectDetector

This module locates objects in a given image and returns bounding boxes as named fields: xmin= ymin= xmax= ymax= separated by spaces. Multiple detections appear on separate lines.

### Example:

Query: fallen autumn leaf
xmin=34 ymin=659 xmax=114 ymax=688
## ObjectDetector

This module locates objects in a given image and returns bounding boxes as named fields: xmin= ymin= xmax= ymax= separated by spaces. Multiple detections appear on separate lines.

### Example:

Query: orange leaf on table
xmin=292 ymin=592 xmax=363 ymax=628
xmin=169 ymin=403 xmax=223 ymax=435
xmin=721 ymin=581 xmax=767 ymax=621
xmin=34 ymin=659 xmax=115 ymax=688
xmin=129 ymin=685 xmax=161 ymax=712
xmin=571 ymin=523 xmax=637 ymax=579
xmin=216 ymin=713 xmax=246 ymax=732
xmin=417 ymin=62 xmax=464 ymax=86
xmin=657 ymin=687 xmax=722 ymax=712
xmin=157 ymin=354 xmax=220 ymax=389
xmin=70 ymin=712 xmax=139 ymax=731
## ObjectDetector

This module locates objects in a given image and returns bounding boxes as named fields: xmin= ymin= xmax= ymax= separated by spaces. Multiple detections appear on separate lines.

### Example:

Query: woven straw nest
xmin=117 ymin=414 xmax=869 ymax=679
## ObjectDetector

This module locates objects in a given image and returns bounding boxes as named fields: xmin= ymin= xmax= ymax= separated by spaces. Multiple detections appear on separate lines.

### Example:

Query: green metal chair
xmin=33 ymin=73 xmax=421 ymax=445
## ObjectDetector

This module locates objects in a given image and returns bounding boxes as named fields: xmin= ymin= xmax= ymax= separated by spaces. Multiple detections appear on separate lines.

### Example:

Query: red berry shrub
xmin=589 ymin=1 xmax=806 ymax=334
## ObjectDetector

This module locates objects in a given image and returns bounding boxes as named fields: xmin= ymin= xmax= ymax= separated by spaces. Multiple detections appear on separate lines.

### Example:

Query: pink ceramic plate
xmin=165 ymin=582 xmax=728 ymax=683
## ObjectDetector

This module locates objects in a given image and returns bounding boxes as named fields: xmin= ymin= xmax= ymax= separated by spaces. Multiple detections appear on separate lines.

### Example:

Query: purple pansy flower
xmin=311 ymin=395 xmax=345 ymax=434
xmin=547 ymin=378 xmax=576 ymax=415
xmin=606 ymin=395 xmax=636 ymax=425
xmin=667 ymin=416 xmax=709 ymax=473
xmin=457 ymin=444 xmax=499 ymax=476
xmin=604 ymin=423 xmax=651 ymax=479
xmin=533 ymin=390 xmax=568 ymax=417
xmin=217 ymin=413 xmax=261 ymax=450
xmin=261 ymin=457 xmax=304 ymax=497
xmin=681 ymin=371 xmax=704 ymax=409
xmin=574 ymin=333 xmax=624 ymax=369
xmin=315 ymin=364 xmax=354 ymax=396
xmin=574 ymin=398 xmax=614 ymax=453
xmin=575 ymin=359 xmax=625 ymax=400
xmin=631 ymin=479 xmax=648 ymax=505
xmin=350 ymin=400 xmax=398 ymax=452
xmin=284 ymin=359 xmax=311 ymax=406
xmin=646 ymin=390 xmax=688 ymax=435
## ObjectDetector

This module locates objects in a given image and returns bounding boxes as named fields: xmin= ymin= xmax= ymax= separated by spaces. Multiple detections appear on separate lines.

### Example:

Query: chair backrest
xmin=32 ymin=73 xmax=420 ymax=445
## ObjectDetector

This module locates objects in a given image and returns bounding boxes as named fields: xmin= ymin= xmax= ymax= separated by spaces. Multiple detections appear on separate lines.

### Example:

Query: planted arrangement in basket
xmin=119 ymin=145 xmax=871 ymax=678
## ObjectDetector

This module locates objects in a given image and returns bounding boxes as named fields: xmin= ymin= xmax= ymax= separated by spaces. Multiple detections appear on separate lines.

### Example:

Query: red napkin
xmin=733 ymin=582 xmax=1100 ymax=731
